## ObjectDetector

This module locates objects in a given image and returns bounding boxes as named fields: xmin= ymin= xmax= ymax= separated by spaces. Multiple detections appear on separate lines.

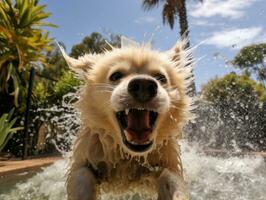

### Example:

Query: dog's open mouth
xmin=116 ymin=109 xmax=158 ymax=153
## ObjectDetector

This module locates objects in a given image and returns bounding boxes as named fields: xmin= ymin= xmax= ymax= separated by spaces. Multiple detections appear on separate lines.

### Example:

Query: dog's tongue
xmin=125 ymin=110 xmax=152 ymax=143
xmin=127 ymin=110 xmax=149 ymax=130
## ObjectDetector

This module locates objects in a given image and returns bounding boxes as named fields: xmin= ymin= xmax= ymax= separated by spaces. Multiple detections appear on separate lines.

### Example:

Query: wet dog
xmin=61 ymin=37 xmax=192 ymax=200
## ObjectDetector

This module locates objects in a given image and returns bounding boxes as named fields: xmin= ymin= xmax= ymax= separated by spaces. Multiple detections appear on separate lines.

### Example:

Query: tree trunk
xmin=178 ymin=0 xmax=189 ymax=46
xmin=177 ymin=0 xmax=196 ymax=96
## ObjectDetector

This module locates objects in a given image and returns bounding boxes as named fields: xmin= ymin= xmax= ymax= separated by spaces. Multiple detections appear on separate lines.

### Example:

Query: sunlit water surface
xmin=0 ymin=140 xmax=265 ymax=200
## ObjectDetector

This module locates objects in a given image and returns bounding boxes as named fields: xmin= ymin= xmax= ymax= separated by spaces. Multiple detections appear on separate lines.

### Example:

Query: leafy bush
xmin=202 ymin=72 xmax=266 ymax=104
xmin=232 ymin=43 xmax=266 ymax=85
xmin=0 ymin=0 xmax=56 ymax=106
xmin=70 ymin=32 xmax=120 ymax=58
xmin=186 ymin=73 xmax=266 ymax=151
xmin=33 ymin=82 xmax=48 ymax=103
xmin=0 ymin=109 xmax=23 ymax=152
xmin=54 ymin=71 xmax=81 ymax=98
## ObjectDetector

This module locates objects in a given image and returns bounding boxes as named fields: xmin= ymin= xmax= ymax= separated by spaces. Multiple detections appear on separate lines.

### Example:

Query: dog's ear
xmin=167 ymin=39 xmax=192 ymax=65
xmin=167 ymin=41 xmax=184 ymax=63
xmin=58 ymin=44 xmax=96 ymax=77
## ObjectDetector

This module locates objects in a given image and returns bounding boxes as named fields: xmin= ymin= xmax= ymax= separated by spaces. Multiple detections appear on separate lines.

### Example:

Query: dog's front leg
xmin=157 ymin=169 xmax=189 ymax=200
xmin=67 ymin=167 xmax=97 ymax=200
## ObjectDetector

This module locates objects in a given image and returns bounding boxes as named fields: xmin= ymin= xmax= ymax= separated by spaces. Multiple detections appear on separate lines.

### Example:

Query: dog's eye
xmin=109 ymin=71 xmax=124 ymax=82
xmin=154 ymin=73 xmax=167 ymax=84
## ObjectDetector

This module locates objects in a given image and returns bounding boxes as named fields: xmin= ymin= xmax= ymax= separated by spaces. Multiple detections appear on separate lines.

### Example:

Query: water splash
xmin=31 ymin=92 xmax=80 ymax=154
xmin=1 ymin=140 xmax=265 ymax=200
xmin=181 ymin=141 xmax=266 ymax=200
xmin=0 ymin=160 xmax=67 ymax=200
xmin=1 ymin=92 xmax=266 ymax=199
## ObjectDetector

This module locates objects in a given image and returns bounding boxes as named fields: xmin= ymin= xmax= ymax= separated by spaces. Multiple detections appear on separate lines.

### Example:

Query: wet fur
xmin=62 ymin=40 xmax=192 ymax=200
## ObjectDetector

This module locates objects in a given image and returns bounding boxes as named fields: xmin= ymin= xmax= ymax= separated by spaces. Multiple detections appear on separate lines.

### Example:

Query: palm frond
xmin=142 ymin=0 xmax=160 ymax=10
xmin=162 ymin=3 xmax=175 ymax=29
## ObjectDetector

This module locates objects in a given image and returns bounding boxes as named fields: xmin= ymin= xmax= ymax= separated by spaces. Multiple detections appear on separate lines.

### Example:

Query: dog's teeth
xmin=128 ymin=140 xmax=151 ymax=145
xmin=129 ymin=140 xmax=137 ymax=145
xmin=125 ymin=109 xmax=129 ymax=115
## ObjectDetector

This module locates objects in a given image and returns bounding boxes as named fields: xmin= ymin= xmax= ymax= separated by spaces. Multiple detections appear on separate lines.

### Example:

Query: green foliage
xmin=0 ymin=109 xmax=23 ymax=152
xmin=42 ymin=42 xmax=68 ymax=80
xmin=33 ymin=81 xmax=47 ymax=103
xmin=32 ymin=42 xmax=69 ymax=104
xmin=202 ymin=72 xmax=266 ymax=104
xmin=232 ymin=43 xmax=266 ymax=85
xmin=233 ymin=43 xmax=266 ymax=68
xmin=54 ymin=71 xmax=80 ymax=98
xmin=32 ymin=71 xmax=80 ymax=105
xmin=0 ymin=0 xmax=56 ymax=156
xmin=255 ymin=84 xmax=266 ymax=102
xmin=70 ymin=32 xmax=120 ymax=58
xmin=0 ymin=0 xmax=56 ymax=106
xmin=193 ymin=73 xmax=266 ymax=151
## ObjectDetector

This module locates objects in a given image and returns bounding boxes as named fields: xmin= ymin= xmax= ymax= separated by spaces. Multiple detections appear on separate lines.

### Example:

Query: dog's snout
xmin=128 ymin=78 xmax=158 ymax=102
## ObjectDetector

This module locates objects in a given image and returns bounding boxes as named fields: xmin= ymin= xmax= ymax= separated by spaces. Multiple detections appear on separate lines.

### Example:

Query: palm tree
xmin=143 ymin=0 xmax=202 ymax=43
xmin=142 ymin=0 xmax=202 ymax=95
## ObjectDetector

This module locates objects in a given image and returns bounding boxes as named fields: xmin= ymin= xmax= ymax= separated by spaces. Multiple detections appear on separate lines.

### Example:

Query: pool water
xmin=0 ymin=142 xmax=265 ymax=200
xmin=0 ymin=171 xmax=37 ymax=195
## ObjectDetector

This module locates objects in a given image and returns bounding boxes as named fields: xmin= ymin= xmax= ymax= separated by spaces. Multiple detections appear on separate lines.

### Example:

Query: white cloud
xmin=191 ymin=19 xmax=209 ymax=26
xmin=134 ymin=16 xmax=156 ymax=24
xmin=191 ymin=19 xmax=224 ymax=27
xmin=205 ymin=27 xmax=264 ymax=48
xmin=190 ymin=0 xmax=257 ymax=19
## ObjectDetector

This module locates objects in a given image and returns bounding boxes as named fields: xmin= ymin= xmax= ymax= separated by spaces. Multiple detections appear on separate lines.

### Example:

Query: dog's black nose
xmin=128 ymin=78 xmax=158 ymax=102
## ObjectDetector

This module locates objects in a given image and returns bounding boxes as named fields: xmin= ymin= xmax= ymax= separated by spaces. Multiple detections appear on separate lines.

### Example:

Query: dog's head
xmin=61 ymin=38 xmax=192 ymax=156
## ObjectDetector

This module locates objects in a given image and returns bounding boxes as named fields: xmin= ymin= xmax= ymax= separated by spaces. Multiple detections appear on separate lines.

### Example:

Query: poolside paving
xmin=0 ymin=156 xmax=62 ymax=176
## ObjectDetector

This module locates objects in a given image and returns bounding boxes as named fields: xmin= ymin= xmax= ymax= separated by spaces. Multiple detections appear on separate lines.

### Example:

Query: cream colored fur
xmin=61 ymin=38 xmax=193 ymax=200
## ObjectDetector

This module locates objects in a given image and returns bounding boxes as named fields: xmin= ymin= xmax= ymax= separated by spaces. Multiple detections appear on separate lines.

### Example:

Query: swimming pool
xmin=1 ymin=142 xmax=265 ymax=200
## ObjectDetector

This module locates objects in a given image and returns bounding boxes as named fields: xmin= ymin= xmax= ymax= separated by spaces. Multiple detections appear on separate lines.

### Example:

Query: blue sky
xmin=41 ymin=0 xmax=266 ymax=90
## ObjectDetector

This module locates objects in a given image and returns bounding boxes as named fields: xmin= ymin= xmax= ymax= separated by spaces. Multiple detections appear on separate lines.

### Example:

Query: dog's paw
xmin=157 ymin=169 xmax=189 ymax=200
xmin=67 ymin=167 xmax=96 ymax=200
